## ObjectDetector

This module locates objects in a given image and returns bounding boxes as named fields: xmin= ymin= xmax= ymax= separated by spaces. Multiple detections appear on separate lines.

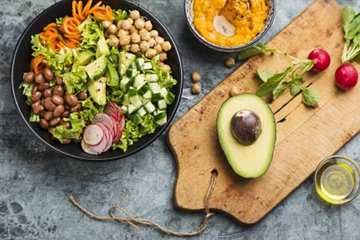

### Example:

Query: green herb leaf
xmin=256 ymin=70 xmax=273 ymax=82
xmin=255 ymin=67 xmax=292 ymax=97
xmin=237 ymin=43 xmax=273 ymax=61
xmin=301 ymin=88 xmax=319 ymax=107
xmin=273 ymin=83 xmax=288 ymax=100
xmin=347 ymin=14 xmax=360 ymax=41
xmin=289 ymin=78 xmax=304 ymax=96
xmin=342 ymin=6 xmax=355 ymax=26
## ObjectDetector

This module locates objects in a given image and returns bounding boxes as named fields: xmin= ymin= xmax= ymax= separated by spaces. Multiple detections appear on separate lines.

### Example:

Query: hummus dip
xmin=193 ymin=0 xmax=269 ymax=47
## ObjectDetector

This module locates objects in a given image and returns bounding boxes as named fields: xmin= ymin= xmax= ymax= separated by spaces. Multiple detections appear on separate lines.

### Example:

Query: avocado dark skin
xmin=231 ymin=110 xmax=262 ymax=146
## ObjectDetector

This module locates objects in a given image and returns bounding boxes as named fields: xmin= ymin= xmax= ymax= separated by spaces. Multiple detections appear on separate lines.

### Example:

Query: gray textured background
xmin=1 ymin=0 xmax=360 ymax=239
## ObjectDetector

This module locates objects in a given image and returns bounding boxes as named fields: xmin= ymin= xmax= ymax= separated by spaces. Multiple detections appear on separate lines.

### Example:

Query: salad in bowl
xmin=17 ymin=0 xmax=180 ymax=157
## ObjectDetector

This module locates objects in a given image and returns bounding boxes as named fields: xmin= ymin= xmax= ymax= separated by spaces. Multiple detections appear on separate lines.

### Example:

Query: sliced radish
xmin=83 ymin=125 xmax=104 ymax=146
xmin=93 ymin=113 xmax=115 ymax=130
xmin=95 ymin=123 xmax=113 ymax=152
xmin=119 ymin=115 xmax=125 ymax=131
xmin=81 ymin=138 xmax=107 ymax=155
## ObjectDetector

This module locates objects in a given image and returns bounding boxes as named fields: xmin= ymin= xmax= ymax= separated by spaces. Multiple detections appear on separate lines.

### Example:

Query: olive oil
xmin=315 ymin=162 xmax=356 ymax=204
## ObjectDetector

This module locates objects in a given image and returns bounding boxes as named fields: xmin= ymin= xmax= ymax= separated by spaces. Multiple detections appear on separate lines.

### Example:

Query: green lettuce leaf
xmin=113 ymin=9 xmax=128 ymax=24
xmin=51 ymin=113 xmax=85 ymax=143
xmin=61 ymin=67 xmax=88 ymax=94
xmin=30 ymin=112 xmax=40 ymax=122
xmin=79 ymin=98 xmax=104 ymax=121
xmin=19 ymin=82 xmax=33 ymax=105
xmin=107 ymin=88 xmax=124 ymax=104
xmin=78 ymin=16 xmax=104 ymax=51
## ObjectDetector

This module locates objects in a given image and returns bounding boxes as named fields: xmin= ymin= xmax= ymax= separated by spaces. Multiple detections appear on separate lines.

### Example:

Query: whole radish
xmin=308 ymin=49 xmax=331 ymax=72
xmin=335 ymin=63 xmax=358 ymax=90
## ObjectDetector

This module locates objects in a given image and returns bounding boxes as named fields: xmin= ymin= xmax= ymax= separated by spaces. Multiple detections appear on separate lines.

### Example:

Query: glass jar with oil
xmin=314 ymin=155 xmax=360 ymax=204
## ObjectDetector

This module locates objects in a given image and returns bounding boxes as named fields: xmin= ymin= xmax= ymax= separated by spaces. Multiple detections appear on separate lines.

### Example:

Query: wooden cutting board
xmin=168 ymin=0 xmax=360 ymax=224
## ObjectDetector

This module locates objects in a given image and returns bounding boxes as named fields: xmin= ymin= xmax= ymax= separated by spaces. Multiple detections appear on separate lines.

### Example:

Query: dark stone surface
xmin=1 ymin=0 xmax=360 ymax=239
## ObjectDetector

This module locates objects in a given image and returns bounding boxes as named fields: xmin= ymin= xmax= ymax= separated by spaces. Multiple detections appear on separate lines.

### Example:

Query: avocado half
xmin=217 ymin=94 xmax=276 ymax=178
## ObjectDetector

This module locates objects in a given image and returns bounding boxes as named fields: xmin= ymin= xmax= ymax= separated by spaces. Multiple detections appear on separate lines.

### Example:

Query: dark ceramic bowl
xmin=11 ymin=0 xmax=183 ymax=161
xmin=184 ymin=0 xmax=275 ymax=52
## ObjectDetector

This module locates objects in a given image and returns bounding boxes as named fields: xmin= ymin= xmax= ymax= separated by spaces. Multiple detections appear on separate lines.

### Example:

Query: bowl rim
xmin=184 ymin=0 xmax=276 ymax=52
xmin=314 ymin=155 xmax=360 ymax=205
xmin=10 ymin=0 xmax=183 ymax=161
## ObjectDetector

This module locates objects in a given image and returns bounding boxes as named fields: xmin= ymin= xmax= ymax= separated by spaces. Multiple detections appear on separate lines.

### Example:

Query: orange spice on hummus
xmin=193 ymin=0 xmax=269 ymax=47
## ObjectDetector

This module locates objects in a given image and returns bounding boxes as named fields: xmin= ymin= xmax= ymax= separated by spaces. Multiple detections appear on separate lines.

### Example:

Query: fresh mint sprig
xmin=341 ymin=6 xmax=360 ymax=63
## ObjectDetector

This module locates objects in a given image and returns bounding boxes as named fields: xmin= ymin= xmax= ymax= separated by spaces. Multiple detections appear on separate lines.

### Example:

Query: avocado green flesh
xmin=85 ymin=55 xmax=107 ymax=80
xmin=77 ymin=50 xmax=95 ymax=65
xmin=217 ymin=94 xmax=276 ymax=178
xmin=88 ymin=77 xmax=107 ymax=105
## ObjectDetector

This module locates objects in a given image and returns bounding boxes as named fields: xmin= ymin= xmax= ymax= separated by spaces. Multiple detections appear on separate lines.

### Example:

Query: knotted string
xmin=69 ymin=171 xmax=217 ymax=236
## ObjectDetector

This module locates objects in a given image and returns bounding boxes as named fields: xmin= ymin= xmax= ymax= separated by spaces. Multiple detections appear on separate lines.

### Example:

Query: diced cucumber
xmin=151 ymin=93 xmax=162 ymax=102
xmin=143 ymin=62 xmax=153 ymax=70
xmin=120 ymin=105 xmax=128 ymax=114
xmin=137 ymin=107 xmax=147 ymax=117
xmin=158 ymin=99 xmax=167 ymax=110
xmin=128 ymin=113 xmax=141 ymax=124
xmin=119 ymin=52 xmax=136 ymax=76
xmin=142 ymin=98 xmax=151 ymax=105
xmin=149 ymin=83 xmax=160 ymax=94
xmin=120 ymin=77 xmax=131 ymax=92
xmin=144 ymin=102 xmax=156 ymax=113
xmin=128 ymin=88 xmax=137 ymax=97
xmin=160 ymin=87 xmax=168 ymax=97
xmin=135 ymin=58 xmax=145 ymax=70
xmin=130 ymin=95 xmax=142 ymax=108
xmin=154 ymin=112 xmax=167 ymax=126
xmin=143 ymin=90 xmax=153 ymax=99
xmin=128 ymin=104 xmax=138 ymax=114
xmin=126 ymin=68 xmax=138 ymax=78
xmin=145 ymin=74 xmax=159 ymax=83
xmin=133 ymin=74 xmax=146 ymax=89
xmin=138 ymin=85 xmax=149 ymax=95
xmin=121 ymin=94 xmax=130 ymax=105
xmin=164 ymin=91 xmax=175 ymax=105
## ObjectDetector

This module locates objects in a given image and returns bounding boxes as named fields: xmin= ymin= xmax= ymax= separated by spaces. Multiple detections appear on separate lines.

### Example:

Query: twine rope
xmin=69 ymin=171 xmax=217 ymax=237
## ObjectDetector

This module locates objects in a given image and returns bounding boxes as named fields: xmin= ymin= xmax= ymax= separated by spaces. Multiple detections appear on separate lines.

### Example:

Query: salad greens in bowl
xmin=11 ymin=0 xmax=183 ymax=160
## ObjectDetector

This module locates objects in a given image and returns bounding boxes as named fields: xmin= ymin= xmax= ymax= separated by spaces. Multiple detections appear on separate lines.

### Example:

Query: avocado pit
xmin=231 ymin=110 xmax=262 ymax=146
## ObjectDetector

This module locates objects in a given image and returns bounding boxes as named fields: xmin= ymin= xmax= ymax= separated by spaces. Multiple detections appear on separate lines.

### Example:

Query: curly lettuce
xmin=113 ymin=9 xmax=128 ymax=24
xmin=19 ymin=82 xmax=33 ymax=105
xmin=79 ymin=98 xmax=104 ymax=121
xmin=78 ymin=16 xmax=104 ymax=50
xmin=51 ymin=113 xmax=86 ymax=143
xmin=61 ymin=67 xmax=88 ymax=94
xmin=30 ymin=112 xmax=40 ymax=123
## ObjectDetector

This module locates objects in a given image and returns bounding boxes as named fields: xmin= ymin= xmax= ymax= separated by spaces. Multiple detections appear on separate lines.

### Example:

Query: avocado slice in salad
xmin=119 ymin=51 xmax=136 ymax=76
xmin=105 ymin=64 xmax=120 ymax=87
xmin=85 ymin=55 xmax=107 ymax=80
xmin=88 ymin=77 xmax=107 ymax=105
xmin=77 ymin=50 xmax=95 ymax=66
xmin=96 ymin=36 xmax=110 ymax=58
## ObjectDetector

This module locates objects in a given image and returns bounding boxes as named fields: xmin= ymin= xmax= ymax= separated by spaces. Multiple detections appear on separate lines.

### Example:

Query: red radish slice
xmin=81 ymin=138 xmax=107 ymax=155
xmin=104 ymin=108 xmax=118 ymax=121
xmin=93 ymin=113 xmax=115 ymax=130
xmin=119 ymin=115 xmax=125 ymax=131
xmin=95 ymin=123 xmax=113 ymax=151
xmin=83 ymin=125 xmax=104 ymax=146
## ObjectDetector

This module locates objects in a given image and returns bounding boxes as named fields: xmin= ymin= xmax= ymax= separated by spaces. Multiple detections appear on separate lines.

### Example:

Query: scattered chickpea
xmin=140 ymin=31 xmax=151 ymax=41
xmin=192 ymin=72 xmax=201 ymax=83
xmin=159 ymin=52 xmax=168 ymax=62
xmin=160 ymin=64 xmax=171 ymax=72
xmin=225 ymin=57 xmax=236 ymax=68
xmin=102 ymin=20 xmax=111 ymax=29
xmin=158 ymin=62 xmax=165 ymax=67
xmin=192 ymin=84 xmax=201 ymax=94
xmin=162 ymin=41 xmax=172 ymax=52
xmin=117 ymin=29 xmax=129 ymax=37
xmin=130 ymin=10 xmax=140 ymax=20
xmin=117 ymin=20 xmax=124 ymax=29
xmin=120 ymin=35 xmax=131 ymax=46
xmin=135 ymin=18 xmax=145 ymax=29
xmin=131 ymin=32 xmax=141 ymax=43
xmin=229 ymin=86 xmax=241 ymax=96
xmin=108 ymin=34 xmax=117 ymax=39
xmin=129 ymin=26 xmax=138 ymax=34
xmin=144 ymin=21 xmax=153 ymax=31
xmin=140 ymin=41 xmax=150 ymax=52
xmin=108 ymin=37 xmax=120 ymax=47
xmin=155 ymin=36 xmax=164 ymax=45
xmin=148 ymin=38 xmax=156 ymax=48
xmin=123 ymin=44 xmax=131 ymax=52
xmin=138 ymin=29 xmax=147 ymax=35
xmin=121 ymin=20 xmax=132 ymax=30
xmin=127 ymin=18 xmax=134 ymax=25
xmin=131 ymin=44 xmax=140 ymax=53
xmin=150 ymin=30 xmax=159 ymax=38
xmin=108 ymin=24 xmax=118 ymax=35
xmin=154 ymin=44 xmax=163 ymax=54
xmin=146 ymin=49 xmax=157 ymax=59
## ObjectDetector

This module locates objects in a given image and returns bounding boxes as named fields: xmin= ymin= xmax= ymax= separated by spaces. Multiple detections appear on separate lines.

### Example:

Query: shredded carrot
xmin=30 ymin=56 xmax=45 ymax=74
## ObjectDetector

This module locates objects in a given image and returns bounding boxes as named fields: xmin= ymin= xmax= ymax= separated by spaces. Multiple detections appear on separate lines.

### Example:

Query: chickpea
xmin=127 ymin=18 xmax=134 ymax=25
xmin=130 ymin=10 xmax=140 ymax=20
xmin=160 ymin=64 xmax=171 ymax=72
xmin=138 ymin=29 xmax=146 ymax=35
xmin=121 ymin=20 xmax=132 ymax=30
xmin=150 ymin=30 xmax=159 ymax=38
xmin=130 ymin=32 xmax=141 ymax=43
xmin=129 ymin=26 xmax=138 ymax=34
xmin=162 ymin=41 xmax=172 ymax=52
xmin=158 ymin=62 xmax=165 ymax=67
xmin=135 ymin=18 xmax=145 ymax=29
xmin=102 ymin=20 xmax=112 ymax=29
xmin=225 ymin=57 xmax=236 ymax=68
xmin=155 ymin=36 xmax=164 ymax=45
xmin=144 ymin=21 xmax=153 ymax=31
xmin=140 ymin=41 xmax=150 ymax=52
xmin=117 ymin=20 xmax=123 ymax=29
xmin=159 ymin=52 xmax=168 ymax=62
xmin=108 ymin=34 xmax=116 ymax=39
xmin=145 ymin=49 xmax=157 ymax=59
xmin=119 ymin=35 xmax=131 ymax=46
xmin=117 ymin=29 xmax=129 ymax=38
xmin=108 ymin=24 xmax=118 ymax=35
xmin=131 ymin=44 xmax=140 ymax=53
xmin=229 ymin=86 xmax=241 ymax=96
xmin=192 ymin=72 xmax=201 ymax=82
xmin=192 ymin=83 xmax=201 ymax=94
xmin=123 ymin=44 xmax=131 ymax=52
xmin=148 ymin=38 xmax=156 ymax=48
xmin=109 ymin=37 xmax=120 ymax=47
xmin=154 ymin=44 xmax=163 ymax=54
xmin=140 ymin=31 xmax=151 ymax=41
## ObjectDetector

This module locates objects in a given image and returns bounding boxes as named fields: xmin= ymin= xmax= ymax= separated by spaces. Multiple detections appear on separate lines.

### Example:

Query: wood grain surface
xmin=168 ymin=0 xmax=360 ymax=224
